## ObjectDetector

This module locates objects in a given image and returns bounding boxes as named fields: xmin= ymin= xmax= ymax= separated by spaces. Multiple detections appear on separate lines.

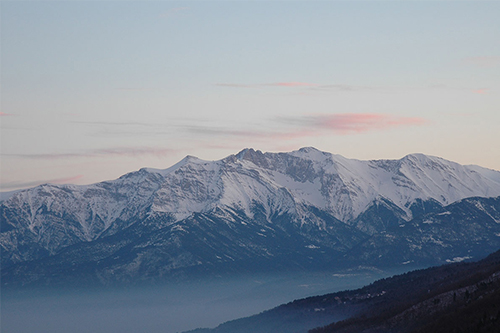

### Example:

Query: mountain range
xmin=2 ymin=147 xmax=500 ymax=287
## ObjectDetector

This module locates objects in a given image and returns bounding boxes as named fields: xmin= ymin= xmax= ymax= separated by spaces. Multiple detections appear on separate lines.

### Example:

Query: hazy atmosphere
xmin=2 ymin=270 xmax=393 ymax=333
xmin=2 ymin=3 xmax=500 ymax=333
xmin=1 ymin=1 xmax=499 ymax=192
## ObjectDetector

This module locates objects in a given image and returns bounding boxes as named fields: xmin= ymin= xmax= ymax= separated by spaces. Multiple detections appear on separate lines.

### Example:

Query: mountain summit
xmin=2 ymin=148 xmax=500 ymax=286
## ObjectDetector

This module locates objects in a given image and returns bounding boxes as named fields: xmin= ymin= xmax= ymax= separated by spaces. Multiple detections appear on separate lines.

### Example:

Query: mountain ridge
xmin=2 ymin=147 xmax=500 ymax=286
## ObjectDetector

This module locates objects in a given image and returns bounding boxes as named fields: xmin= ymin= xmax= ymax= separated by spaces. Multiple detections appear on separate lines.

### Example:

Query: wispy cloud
xmin=215 ymin=83 xmax=256 ymax=88
xmin=1 ymin=175 xmax=84 ymax=190
xmin=310 ymin=84 xmax=378 ymax=92
xmin=267 ymin=114 xmax=426 ymax=138
xmin=215 ymin=81 xmax=319 ymax=89
xmin=60 ymin=114 xmax=426 ymax=154
xmin=71 ymin=120 xmax=156 ymax=127
xmin=190 ymin=126 xmax=316 ymax=141
xmin=215 ymin=82 xmax=398 ymax=93
xmin=95 ymin=147 xmax=174 ymax=157
xmin=0 ymin=112 xmax=14 ymax=116
xmin=216 ymin=82 xmax=487 ymax=95
xmin=464 ymin=56 xmax=500 ymax=68
xmin=3 ymin=147 xmax=176 ymax=160
xmin=266 ymin=82 xmax=319 ymax=87
xmin=187 ymin=113 xmax=427 ymax=143
xmin=310 ymin=114 xmax=427 ymax=134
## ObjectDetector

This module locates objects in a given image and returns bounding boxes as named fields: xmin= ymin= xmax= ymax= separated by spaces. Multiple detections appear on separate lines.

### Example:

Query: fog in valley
xmin=1 ymin=268 xmax=412 ymax=333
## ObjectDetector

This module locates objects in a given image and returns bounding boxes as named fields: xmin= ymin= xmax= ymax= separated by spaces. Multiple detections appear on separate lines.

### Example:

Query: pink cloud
xmin=254 ymin=114 xmax=425 ymax=139
xmin=255 ymin=113 xmax=425 ymax=139
xmin=472 ymin=89 xmax=489 ymax=95
xmin=194 ymin=113 xmax=426 ymax=146
xmin=0 ymin=112 xmax=13 ymax=116
xmin=313 ymin=114 xmax=426 ymax=134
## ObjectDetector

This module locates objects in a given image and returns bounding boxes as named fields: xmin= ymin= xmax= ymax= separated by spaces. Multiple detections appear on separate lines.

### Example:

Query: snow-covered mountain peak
xmin=290 ymin=146 xmax=332 ymax=162
xmin=182 ymin=155 xmax=205 ymax=163
xmin=400 ymin=153 xmax=453 ymax=169
xmin=401 ymin=152 xmax=431 ymax=160
xmin=235 ymin=147 xmax=336 ymax=171
xmin=234 ymin=148 xmax=267 ymax=165
xmin=140 ymin=154 xmax=209 ymax=177
xmin=3 ymin=148 xmax=500 ymax=285
xmin=3 ymin=148 xmax=500 ymax=245
xmin=236 ymin=147 xmax=258 ymax=158
xmin=388 ymin=153 xmax=500 ymax=206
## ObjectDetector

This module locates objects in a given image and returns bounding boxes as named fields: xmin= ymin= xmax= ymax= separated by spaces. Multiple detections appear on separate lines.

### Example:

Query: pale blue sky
xmin=1 ymin=1 xmax=499 ymax=190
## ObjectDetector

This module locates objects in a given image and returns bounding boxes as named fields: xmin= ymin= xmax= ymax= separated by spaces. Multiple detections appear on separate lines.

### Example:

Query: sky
xmin=1 ymin=1 xmax=499 ymax=191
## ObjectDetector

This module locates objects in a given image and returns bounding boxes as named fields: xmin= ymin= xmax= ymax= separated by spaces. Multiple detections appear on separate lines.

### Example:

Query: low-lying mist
xmin=1 ymin=267 xmax=411 ymax=333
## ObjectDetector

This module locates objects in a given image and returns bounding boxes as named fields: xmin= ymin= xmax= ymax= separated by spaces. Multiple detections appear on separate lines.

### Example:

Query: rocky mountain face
xmin=2 ymin=147 xmax=500 ymax=287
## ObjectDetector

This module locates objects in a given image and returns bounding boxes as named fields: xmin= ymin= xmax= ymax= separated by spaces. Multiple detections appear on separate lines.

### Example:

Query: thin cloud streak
xmin=311 ymin=84 xmax=378 ymax=92
xmin=266 ymin=82 xmax=319 ymax=87
xmin=189 ymin=113 xmax=427 ymax=143
xmin=0 ymin=112 xmax=14 ymax=116
xmin=35 ymin=115 xmax=428 ymax=159
xmin=215 ymin=82 xmax=319 ymax=88
xmin=244 ymin=114 xmax=426 ymax=140
xmin=3 ymin=147 xmax=176 ymax=160
xmin=71 ymin=120 xmax=157 ymax=127
xmin=215 ymin=82 xmax=403 ymax=93
xmin=72 ymin=120 xmax=176 ymax=139
xmin=312 ymin=114 xmax=427 ymax=134
xmin=216 ymin=82 xmax=484 ymax=94
xmin=96 ymin=147 xmax=174 ymax=157
xmin=1 ymin=175 xmax=84 ymax=190
xmin=215 ymin=83 xmax=256 ymax=88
